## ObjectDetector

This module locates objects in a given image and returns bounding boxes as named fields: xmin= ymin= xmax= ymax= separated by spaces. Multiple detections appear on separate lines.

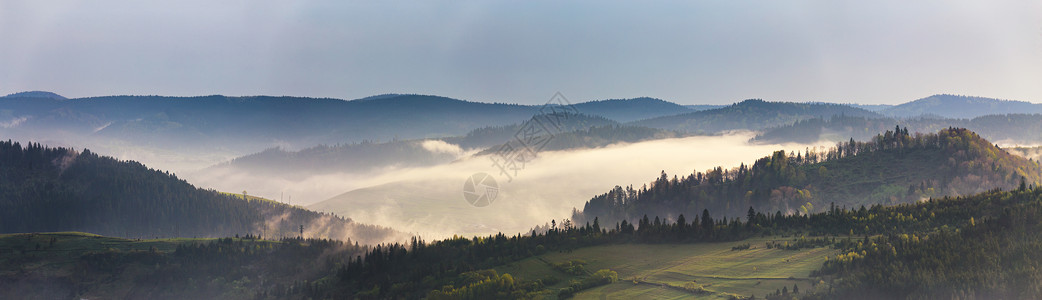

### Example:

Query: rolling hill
xmin=631 ymin=99 xmax=882 ymax=134
xmin=0 ymin=139 xmax=407 ymax=245
xmin=572 ymin=127 xmax=1042 ymax=227
xmin=2 ymin=91 xmax=67 ymax=100
xmin=0 ymin=93 xmax=699 ymax=152
xmin=882 ymin=94 xmax=1042 ymax=119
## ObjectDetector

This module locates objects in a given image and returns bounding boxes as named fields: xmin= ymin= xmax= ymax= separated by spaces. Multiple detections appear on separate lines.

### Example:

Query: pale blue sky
xmin=2 ymin=1 xmax=1040 ymax=104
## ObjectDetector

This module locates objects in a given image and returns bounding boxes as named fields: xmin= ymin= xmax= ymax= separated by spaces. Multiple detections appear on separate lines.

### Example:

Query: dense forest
xmin=0 ymin=140 xmax=404 ymax=244
xmin=806 ymin=187 xmax=1042 ymax=299
xmin=573 ymin=127 xmax=1042 ymax=227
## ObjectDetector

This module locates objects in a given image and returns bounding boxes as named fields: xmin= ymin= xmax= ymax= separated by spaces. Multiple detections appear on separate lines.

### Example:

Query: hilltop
xmin=2 ymin=91 xmax=66 ymax=100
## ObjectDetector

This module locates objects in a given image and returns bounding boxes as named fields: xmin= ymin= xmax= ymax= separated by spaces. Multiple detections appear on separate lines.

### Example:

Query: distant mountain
xmin=631 ymin=99 xmax=882 ymax=134
xmin=571 ymin=97 xmax=690 ymax=122
xmin=753 ymin=114 xmax=1042 ymax=145
xmin=0 ymin=94 xmax=714 ymax=164
xmin=882 ymin=94 xmax=1042 ymax=119
xmin=0 ymin=140 xmax=406 ymax=244
xmin=573 ymin=127 xmax=1042 ymax=226
xmin=0 ymin=94 xmax=542 ymax=156
xmin=2 ymin=91 xmax=66 ymax=100
xmin=205 ymin=140 xmax=458 ymax=180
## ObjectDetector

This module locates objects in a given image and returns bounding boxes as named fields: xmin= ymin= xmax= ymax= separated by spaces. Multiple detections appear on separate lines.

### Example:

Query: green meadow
xmin=496 ymin=237 xmax=838 ymax=299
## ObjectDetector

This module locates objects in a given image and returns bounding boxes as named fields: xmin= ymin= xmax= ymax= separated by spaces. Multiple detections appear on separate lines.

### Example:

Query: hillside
xmin=0 ymin=232 xmax=367 ymax=299
xmin=753 ymin=114 xmax=1042 ymax=145
xmin=573 ymin=127 xmax=1042 ymax=227
xmin=0 ymin=140 xmax=406 ymax=244
xmin=631 ymin=99 xmax=882 ymax=134
xmin=882 ymin=94 xmax=1042 ymax=119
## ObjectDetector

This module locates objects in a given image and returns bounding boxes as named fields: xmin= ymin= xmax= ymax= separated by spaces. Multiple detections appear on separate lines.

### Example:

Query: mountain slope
xmin=631 ymin=99 xmax=882 ymax=134
xmin=0 ymin=140 xmax=406 ymax=244
xmin=573 ymin=127 xmax=1042 ymax=226
xmin=882 ymin=94 xmax=1042 ymax=119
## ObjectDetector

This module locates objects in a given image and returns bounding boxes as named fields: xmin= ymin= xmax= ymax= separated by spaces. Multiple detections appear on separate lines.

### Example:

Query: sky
xmin=2 ymin=1 xmax=1041 ymax=105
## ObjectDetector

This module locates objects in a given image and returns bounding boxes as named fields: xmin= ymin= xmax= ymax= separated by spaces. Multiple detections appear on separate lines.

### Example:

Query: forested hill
xmin=0 ymin=140 xmax=406 ymax=245
xmin=752 ymin=114 xmax=1042 ymax=145
xmin=630 ymin=99 xmax=881 ymax=134
xmin=570 ymin=97 xmax=692 ymax=122
xmin=573 ymin=127 xmax=1042 ymax=226
xmin=881 ymin=94 xmax=1042 ymax=119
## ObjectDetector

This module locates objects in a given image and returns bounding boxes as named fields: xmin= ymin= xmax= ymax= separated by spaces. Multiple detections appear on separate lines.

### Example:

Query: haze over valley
xmin=4 ymin=1 xmax=1042 ymax=298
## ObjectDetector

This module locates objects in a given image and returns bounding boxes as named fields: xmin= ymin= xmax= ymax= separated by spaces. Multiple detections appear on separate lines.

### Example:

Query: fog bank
xmin=291 ymin=133 xmax=825 ymax=239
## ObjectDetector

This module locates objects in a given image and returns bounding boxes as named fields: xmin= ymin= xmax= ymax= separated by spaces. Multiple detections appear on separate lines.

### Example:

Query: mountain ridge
xmin=882 ymin=94 xmax=1042 ymax=119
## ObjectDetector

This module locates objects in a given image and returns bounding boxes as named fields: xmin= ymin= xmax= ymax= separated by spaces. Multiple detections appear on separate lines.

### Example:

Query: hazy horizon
xmin=3 ymin=1 xmax=1041 ymax=105
xmin=5 ymin=90 xmax=1038 ymax=107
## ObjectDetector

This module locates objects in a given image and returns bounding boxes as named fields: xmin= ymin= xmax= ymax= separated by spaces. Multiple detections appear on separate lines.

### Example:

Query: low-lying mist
xmin=186 ymin=133 xmax=825 ymax=240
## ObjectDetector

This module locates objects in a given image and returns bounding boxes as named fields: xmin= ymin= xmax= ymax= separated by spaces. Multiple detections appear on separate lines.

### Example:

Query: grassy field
xmin=495 ymin=237 xmax=839 ymax=299
xmin=4 ymin=233 xmax=836 ymax=299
